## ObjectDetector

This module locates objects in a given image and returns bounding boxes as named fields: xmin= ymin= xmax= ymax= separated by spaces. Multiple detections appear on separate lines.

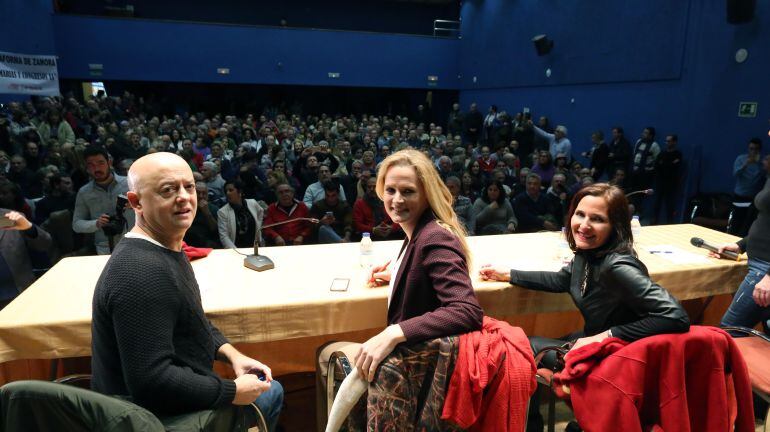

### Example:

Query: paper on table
xmin=645 ymin=244 xmax=711 ymax=265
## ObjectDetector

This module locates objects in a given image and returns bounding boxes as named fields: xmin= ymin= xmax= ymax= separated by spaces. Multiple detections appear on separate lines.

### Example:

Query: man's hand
xmin=231 ymin=354 xmax=273 ymax=381
xmin=274 ymin=236 xmax=286 ymax=246
xmin=354 ymin=325 xmax=406 ymax=382
xmin=2 ymin=211 xmax=32 ymax=231
xmin=320 ymin=214 xmax=334 ymax=225
xmin=233 ymin=374 xmax=271 ymax=405
xmin=293 ymin=235 xmax=304 ymax=245
xmin=753 ymin=274 xmax=770 ymax=307
xmin=95 ymin=213 xmax=111 ymax=229
xmin=543 ymin=221 xmax=558 ymax=231
xmin=479 ymin=264 xmax=511 ymax=282
xmin=507 ymin=223 xmax=516 ymax=233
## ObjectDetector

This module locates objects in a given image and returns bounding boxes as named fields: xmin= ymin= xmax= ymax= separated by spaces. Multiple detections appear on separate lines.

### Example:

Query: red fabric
xmin=442 ymin=316 xmax=536 ymax=432
xmin=181 ymin=241 xmax=212 ymax=261
xmin=553 ymin=326 xmax=755 ymax=432
xmin=351 ymin=198 xmax=399 ymax=236
xmin=477 ymin=157 xmax=495 ymax=173
xmin=262 ymin=201 xmax=312 ymax=242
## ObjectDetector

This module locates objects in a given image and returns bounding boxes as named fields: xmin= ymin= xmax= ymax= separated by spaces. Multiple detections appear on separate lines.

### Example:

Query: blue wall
xmin=57 ymin=0 xmax=458 ymax=36
xmin=0 ymin=0 xmax=56 ymax=102
xmin=459 ymin=0 xmax=770 ymax=196
xmin=53 ymin=15 xmax=459 ymax=90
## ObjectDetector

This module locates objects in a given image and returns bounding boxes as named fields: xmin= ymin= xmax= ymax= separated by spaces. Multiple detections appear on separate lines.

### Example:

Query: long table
xmin=0 ymin=224 xmax=746 ymax=366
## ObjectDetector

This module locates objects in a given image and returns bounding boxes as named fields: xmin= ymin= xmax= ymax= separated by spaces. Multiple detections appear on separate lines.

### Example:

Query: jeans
xmin=317 ymin=225 xmax=342 ymax=244
xmin=252 ymin=380 xmax=284 ymax=432
xmin=720 ymin=257 xmax=770 ymax=335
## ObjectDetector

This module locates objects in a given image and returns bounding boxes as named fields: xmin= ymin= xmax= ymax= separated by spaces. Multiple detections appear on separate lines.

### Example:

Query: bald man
xmin=90 ymin=153 xmax=283 ymax=430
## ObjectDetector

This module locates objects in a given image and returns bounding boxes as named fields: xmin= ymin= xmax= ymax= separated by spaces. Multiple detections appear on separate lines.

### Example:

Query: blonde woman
xmin=355 ymin=149 xmax=483 ymax=381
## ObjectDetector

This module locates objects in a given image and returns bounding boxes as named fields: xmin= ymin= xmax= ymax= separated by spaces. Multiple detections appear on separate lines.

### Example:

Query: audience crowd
xmin=0 ymin=91 xmax=762 ymax=302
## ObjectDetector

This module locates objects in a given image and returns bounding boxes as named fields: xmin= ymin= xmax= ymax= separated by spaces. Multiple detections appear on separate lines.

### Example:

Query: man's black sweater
xmin=91 ymin=237 xmax=236 ymax=415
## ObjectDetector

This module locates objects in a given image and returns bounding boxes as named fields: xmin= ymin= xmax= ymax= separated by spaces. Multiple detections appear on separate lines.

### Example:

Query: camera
xmin=102 ymin=194 xmax=128 ymax=237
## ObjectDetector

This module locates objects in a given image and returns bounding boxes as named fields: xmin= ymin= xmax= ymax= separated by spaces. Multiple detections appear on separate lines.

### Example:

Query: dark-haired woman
xmin=481 ymin=182 xmax=689 ymax=348
xmin=217 ymin=179 xmax=264 ymax=248
xmin=480 ymin=183 xmax=689 ymax=430
xmin=472 ymin=180 xmax=517 ymax=235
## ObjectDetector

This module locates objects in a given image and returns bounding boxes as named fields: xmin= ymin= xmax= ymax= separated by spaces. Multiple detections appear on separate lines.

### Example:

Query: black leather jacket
xmin=510 ymin=251 xmax=690 ymax=341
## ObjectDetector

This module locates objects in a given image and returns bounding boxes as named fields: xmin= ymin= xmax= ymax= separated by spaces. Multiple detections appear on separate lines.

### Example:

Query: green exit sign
xmin=738 ymin=102 xmax=757 ymax=118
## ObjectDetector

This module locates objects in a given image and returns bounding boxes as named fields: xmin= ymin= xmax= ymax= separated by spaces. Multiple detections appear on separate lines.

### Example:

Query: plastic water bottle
xmin=631 ymin=215 xmax=642 ymax=239
xmin=359 ymin=233 xmax=374 ymax=268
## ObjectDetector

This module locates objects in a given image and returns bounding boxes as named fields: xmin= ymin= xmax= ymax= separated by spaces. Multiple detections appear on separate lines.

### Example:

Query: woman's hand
xmin=570 ymin=330 xmax=610 ymax=352
xmin=354 ymin=325 xmax=406 ymax=382
xmin=708 ymin=243 xmax=741 ymax=259
xmin=479 ymin=264 xmax=511 ymax=282
xmin=367 ymin=260 xmax=391 ymax=287
xmin=753 ymin=274 xmax=770 ymax=307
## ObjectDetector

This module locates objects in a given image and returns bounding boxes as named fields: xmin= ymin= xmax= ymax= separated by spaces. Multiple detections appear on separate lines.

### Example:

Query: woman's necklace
xmin=580 ymin=259 xmax=590 ymax=296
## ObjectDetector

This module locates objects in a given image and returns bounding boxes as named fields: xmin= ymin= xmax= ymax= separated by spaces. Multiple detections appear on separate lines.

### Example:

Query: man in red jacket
xmin=263 ymin=183 xmax=312 ymax=246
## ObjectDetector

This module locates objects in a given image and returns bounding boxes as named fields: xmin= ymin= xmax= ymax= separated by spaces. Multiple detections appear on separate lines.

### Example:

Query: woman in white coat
xmin=217 ymin=179 xmax=264 ymax=248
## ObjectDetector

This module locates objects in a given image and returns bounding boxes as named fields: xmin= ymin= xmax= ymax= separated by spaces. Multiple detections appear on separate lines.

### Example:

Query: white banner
xmin=0 ymin=51 xmax=60 ymax=96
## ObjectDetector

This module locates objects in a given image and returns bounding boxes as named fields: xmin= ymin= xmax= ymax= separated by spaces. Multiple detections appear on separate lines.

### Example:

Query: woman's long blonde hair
xmin=376 ymin=149 xmax=472 ymax=269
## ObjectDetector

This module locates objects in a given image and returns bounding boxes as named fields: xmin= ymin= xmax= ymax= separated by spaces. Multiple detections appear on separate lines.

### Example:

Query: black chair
xmin=0 ymin=375 xmax=269 ymax=432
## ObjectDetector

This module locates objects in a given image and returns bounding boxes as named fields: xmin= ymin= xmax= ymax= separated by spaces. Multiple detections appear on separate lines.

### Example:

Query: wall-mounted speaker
xmin=726 ymin=0 xmax=756 ymax=24
xmin=532 ymin=34 xmax=553 ymax=56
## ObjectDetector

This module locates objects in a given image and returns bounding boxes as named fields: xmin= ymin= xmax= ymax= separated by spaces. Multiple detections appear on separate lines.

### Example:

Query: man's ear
xmin=127 ymin=191 xmax=141 ymax=211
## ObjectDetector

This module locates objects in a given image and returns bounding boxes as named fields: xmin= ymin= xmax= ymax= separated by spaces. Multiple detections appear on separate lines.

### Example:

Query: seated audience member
xmin=217 ymin=179 xmax=264 ymax=249
xmin=352 ymin=176 xmax=401 ymax=240
xmin=183 ymin=181 xmax=221 ymax=248
xmin=33 ymin=174 xmax=75 ymax=225
xmin=546 ymin=172 xmax=569 ymax=222
xmin=303 ymin=164 xmax=346 ymax=209
xmin=472 ymin=180 xmax=517 ymax=235
xmin=511 ymin=167 xmax=530 ymax=198
xmin=340 ymin=160 xmax=364 ymax=203
xmin=513 ymin=173 xmax=561 ymax=232
xmin=609 ymin=168 xmax=628 ymax=191
xmin=481 ymin=183 xmax=689 ymax=431
xmin=263 ymin=183 xmax=312 ymax=246
xmin=352 ymin=149 xmax=483 ymax=426
xmin=477 ymin=146 xmax=495 ymax=174
xmin=7 ymin=154 xmax=37 ymax=199
xmin=91 ymin=153 xmax=283 ymax=429
xmin=436 ymin=155 xmax=454 ymax=181
xmin=446 ymin=176 xmax=475 ymax=235
xmin=466 ymin=160 xmax=486 ymax=192
xmin=461 ymin=171 xmax=480 ymax=203
xmin=309 ymin=180 xmax=353 ymax=243
xmin=491 ymin=168 xmax=512 ymax=198
xmin=718 ymin=154 xmax=770 ymax=335
xmin=200 ymin=161 xmax=226 ymax=206
xmin=0 ymin=182 xmax=52 ymax=309
xmin=530 ymin=150 xmax=555 ymax=187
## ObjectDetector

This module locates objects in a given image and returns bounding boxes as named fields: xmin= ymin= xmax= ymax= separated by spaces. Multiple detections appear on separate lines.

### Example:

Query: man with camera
xmin=72 ymin=146 xmax=135 ymax=254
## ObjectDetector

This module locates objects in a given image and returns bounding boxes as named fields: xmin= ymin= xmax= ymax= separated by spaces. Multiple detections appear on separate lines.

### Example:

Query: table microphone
xmin=626 ymin=189 xmax=654 ymax=198
xmin=690 ymin=237 xmax=740 ymax=260
xmin=243 ymin=217 xmax=320 ymax=271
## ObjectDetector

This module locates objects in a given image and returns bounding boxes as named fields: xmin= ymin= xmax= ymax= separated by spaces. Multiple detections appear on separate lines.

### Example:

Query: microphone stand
xmin=243 ymin=217 xmax=320 ymax=271
xmin=626 ymin=189 xmax=654 ymax=199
